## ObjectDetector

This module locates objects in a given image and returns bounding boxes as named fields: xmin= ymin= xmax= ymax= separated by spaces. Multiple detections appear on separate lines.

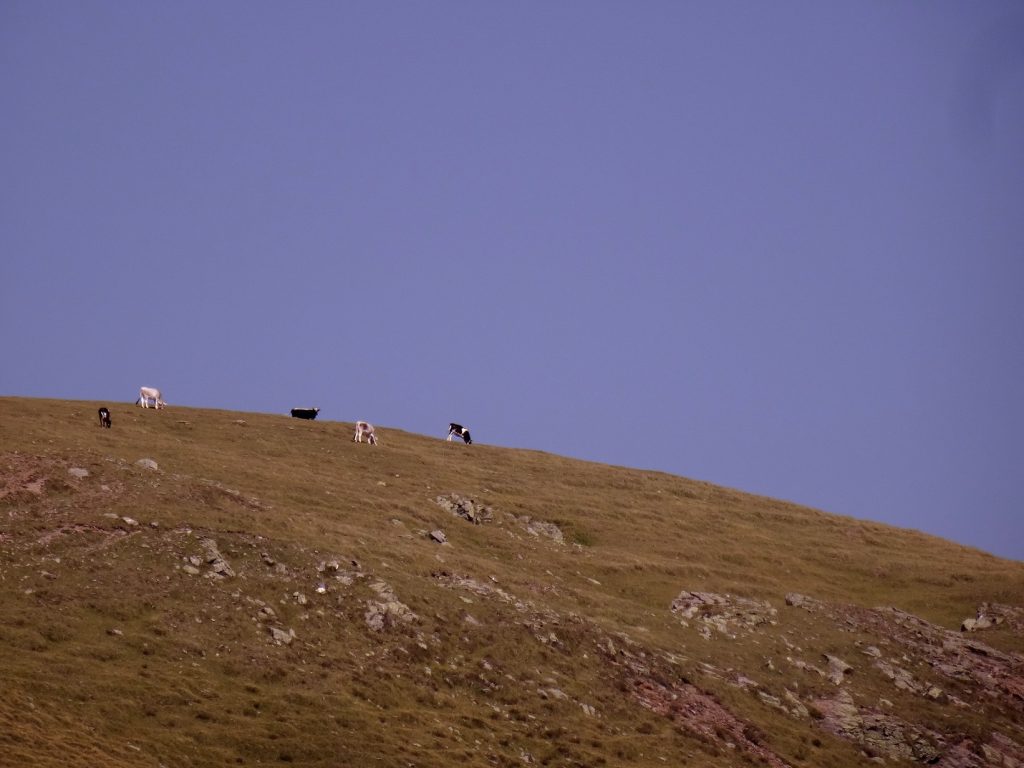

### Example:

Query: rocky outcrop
xmin=812 ymin=689 xmax=942 ymax=763
xmin=200 ymin=538 xmax=234 ymax=577
xmin=671 ymin=591 xmax=778 ymax=637
xmin=364 ymin=580 xmax=417 ymax=631
xmin=515 ymin=515 xmax=564 ymax=544
xmin=435 ymin=494 xmax=493 ymax=524
xmin=962 ymin=602 xmax=1024 ymax=633
xmin=823 ymin=654 xmax=853 ymax=685
xmin=784 ymin=594 xmax=1024 ymax=714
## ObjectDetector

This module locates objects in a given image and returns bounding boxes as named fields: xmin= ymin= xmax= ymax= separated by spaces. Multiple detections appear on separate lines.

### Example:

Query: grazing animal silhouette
xmin=354 ymin=421 xmax=377 ymax=445
xmin=138 ymin=386 xmax=166 ymax=409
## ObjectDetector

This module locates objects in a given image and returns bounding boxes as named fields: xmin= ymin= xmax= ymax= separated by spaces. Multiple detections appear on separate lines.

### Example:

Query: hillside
xmin=1 ymin=396 xmax=1022 ymax=768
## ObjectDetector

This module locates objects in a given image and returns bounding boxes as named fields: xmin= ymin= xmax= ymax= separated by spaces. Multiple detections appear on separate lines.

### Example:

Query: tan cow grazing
xmin=354 ymin=421 xmax=377 ymax=445
xmin=138 ymin=386 xmax=166 ymax=409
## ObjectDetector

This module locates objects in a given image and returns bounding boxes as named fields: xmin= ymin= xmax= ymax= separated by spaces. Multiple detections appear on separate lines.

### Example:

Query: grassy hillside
xmin=1 ymin=396 xmax=1022 ymax=767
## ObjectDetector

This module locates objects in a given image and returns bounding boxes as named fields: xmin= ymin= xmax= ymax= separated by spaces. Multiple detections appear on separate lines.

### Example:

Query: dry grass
xmin=1 ymin=396 xmax=1022 ymax=767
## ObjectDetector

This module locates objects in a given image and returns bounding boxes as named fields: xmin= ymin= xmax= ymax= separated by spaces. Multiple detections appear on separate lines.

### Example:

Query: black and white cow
xmin=354 ymin=421 xmax=377 ymax=445
xmin=98 ymin=407 xmax=112 ymax=428
xmin=290 ymin=407 xmax=320 ymax=420
xmin=447 ymin=423 xmax=472 ymax=444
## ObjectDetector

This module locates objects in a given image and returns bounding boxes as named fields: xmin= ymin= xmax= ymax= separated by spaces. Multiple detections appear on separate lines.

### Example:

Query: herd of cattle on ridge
xmin=95 ymin=386 xmax=474 ymax=446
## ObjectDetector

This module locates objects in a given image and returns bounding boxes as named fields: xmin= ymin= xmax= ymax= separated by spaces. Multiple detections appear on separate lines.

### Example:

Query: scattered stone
xmin=269 ymin=626 xmax=295 ymax=645
xmin=134 ymin=459 xmax=159 ymax=471
xmin=67 ymin=467 xmax=89 ymax=479
xmin=200 ymin=538 xmax=234 ymax=577
xmin=429 ymin=530 xmax=447 ymax=544
xmin=785 ymin=593 xmax=815 ymax=608
xmin=539 ymin=687 xmax=568 ymax=700
xmin=435 ymin=494 xmax=493 ymax=524
xmin=121 ymin=517 xmax=139 ymax=527
xmin=182 ymin=565 xmax=201 ymax=576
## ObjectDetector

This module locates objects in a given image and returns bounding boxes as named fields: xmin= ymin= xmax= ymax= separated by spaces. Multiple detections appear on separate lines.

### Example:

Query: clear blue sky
xmin=2 ymin=2 xmax=1022 ymax=560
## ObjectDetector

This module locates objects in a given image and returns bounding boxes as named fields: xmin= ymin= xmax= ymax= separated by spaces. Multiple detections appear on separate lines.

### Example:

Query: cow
xmin=354 ymin=421 xmax=378 ymax=445
xmin=290 ymin=407 xmax=320 ymax=420
xmin=447 ymin=423 xmax=472 ymax=444
xmin=138 ymin=386 xmax=166 ymax=409
xmin=98 ymin=407 xmax=112 ymax=428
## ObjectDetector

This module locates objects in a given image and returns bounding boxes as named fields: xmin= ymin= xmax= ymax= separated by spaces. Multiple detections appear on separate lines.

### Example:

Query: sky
xmin=2 ymin=2 xmax=1022 ymax=560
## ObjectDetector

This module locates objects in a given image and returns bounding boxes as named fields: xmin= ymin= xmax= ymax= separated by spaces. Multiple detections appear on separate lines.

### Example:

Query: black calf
xmin=98 ymin=407 xmax=112 ymax=428
xmin=290 ymin=407 xmax=320 ymax=420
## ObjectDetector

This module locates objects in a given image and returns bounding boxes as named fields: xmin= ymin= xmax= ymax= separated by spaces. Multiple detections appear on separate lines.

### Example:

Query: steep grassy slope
xmin=1 ymin=396 xmax=1021 ymax=767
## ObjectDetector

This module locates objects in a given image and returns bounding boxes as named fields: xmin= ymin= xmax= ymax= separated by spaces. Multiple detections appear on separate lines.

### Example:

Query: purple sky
xmin=3 ymin=3 xmax=1022 ymax=560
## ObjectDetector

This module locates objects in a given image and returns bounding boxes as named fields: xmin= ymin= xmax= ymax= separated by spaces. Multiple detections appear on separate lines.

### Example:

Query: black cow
xmin=290 ymin=407 xmax=320 ymax=420
xmin=447 ymin=423 xmax=472 ymax=444
xmin=98 ymin=407 xmax=112 ymax=428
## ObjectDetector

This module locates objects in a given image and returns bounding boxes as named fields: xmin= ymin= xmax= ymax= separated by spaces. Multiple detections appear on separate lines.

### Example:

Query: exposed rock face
xmin=632 ymin=676 xmax=792 ymax=767
xmin=777 ymin=592 xmax=1024 ymax=765
xmin=671 ymin=591 xmax=778 ymax=637
xmin=830 ymin=602 xmax=1021 ymax=711
xmin=823 ymin=654 xmax=853 ymax=685
xmin=813 ymin=689 xmax=942 ymax=763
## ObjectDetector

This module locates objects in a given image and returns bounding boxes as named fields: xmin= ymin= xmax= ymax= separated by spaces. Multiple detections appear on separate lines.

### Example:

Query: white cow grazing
xmin=138 ymin=386 xmax=166 ymax=409
xmin=354 ymin=421 xmax=377 ymax=445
